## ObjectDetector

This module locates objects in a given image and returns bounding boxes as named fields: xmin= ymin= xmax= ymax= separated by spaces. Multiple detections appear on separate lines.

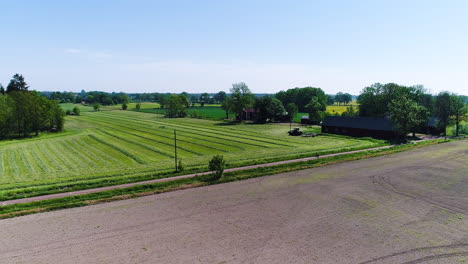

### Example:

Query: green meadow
xmin=0 ymin=109 xmax=383 ymax=199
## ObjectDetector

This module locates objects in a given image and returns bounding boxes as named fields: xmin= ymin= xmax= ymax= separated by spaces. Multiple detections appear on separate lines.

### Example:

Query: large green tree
xmin=165 ymin=94 xmax=188 ymax=118
xmin=389 ymin=95 xmax=428 ymax=137
xmin=229 ymin=82 xmax=253 ymax=121
xmin=275 ymin=87 xmax=327 ymax=112
xmin=0 ymin=74 xmax=65 ymax=140
xmin=253 ymin=96 xmax=286 ymax=123
xmin=451 ymin=94 xmax=468 ymax=137
xmin=358 ymin=83 xmax=430 ymax=117
xmin=435 ymin=92 xmax=452 ymax=136
xmin=305 ymin=96 xmax=325 ymax=123
xmin=6 ymin=74 xmax=29 ymax=93
xmin=285 ymin=103 xmax=298 ymax=121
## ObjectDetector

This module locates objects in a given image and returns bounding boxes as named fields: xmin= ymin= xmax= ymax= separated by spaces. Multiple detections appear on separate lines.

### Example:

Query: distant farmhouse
xmin=237 ymin=108 xmax=258 ymax=121
xmin=322 ymin=116 xmax=403 ymax=139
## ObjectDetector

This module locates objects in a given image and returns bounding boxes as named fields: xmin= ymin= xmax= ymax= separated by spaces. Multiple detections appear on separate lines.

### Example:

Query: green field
xmin=138 ymin=106 xmax=227 ymax=120
xmin=0 ymin=110 xmax=383 ymax=199
xmin=60 ymin=102 xmax=161 ymax=112
xmin=137 ymin=104 xmax=356 ymax=122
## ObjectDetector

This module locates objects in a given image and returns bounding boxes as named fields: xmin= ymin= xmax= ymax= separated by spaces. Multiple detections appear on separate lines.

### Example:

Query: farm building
xmin=301 ymin=116 xmax=320 ymax=125
xmin=237 ymin=108 xmax=258 ymax=121
xmin=322 ymin=116 xmax=403 ymax=139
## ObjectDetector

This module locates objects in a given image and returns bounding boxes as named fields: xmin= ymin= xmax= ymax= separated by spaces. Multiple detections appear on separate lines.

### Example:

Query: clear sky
xmin=1 ymin=0 xmax=467 ymax=95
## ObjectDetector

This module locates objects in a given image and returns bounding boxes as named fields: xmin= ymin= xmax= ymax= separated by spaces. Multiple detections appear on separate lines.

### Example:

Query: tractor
xmin=288 ymin=127 xmax=303 ymax=136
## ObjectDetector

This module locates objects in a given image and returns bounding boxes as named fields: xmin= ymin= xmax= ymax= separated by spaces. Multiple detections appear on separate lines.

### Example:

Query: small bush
xmin=122 ymin=103 xmax=128 ymax=110
xmin=208 ymin=155 xmax=225 ymax=180
xmin=136 ymin=103 xmax=141 ymax=111
xmin=178 ymin=159 xmax=185 ymax=172
xmin=72 ymin=107 xmax=80 ymax=116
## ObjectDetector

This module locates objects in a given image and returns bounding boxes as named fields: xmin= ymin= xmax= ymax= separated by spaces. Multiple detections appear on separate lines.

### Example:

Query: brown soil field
xmin=0 ymin=140 xmax=467 ymax=263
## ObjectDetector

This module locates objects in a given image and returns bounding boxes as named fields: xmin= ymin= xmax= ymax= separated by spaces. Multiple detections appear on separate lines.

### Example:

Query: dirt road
xmin=0 ymin=140 xmax=467 ymax=263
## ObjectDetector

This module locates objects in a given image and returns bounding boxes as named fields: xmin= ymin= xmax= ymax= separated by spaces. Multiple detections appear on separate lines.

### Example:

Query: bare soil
xmin=0 ymin=140 xmax=467 ymax=263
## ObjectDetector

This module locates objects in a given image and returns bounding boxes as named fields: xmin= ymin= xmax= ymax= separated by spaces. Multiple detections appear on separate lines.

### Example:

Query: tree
xmin=0 ymin=94 xmax=14 ymax=139
xmin=275 ymin=87 xmax=327 ymax=112
xmin=341 ymin=105 xmax=358 ymax=117
xmin=358 ymin=83 xmax=431 ymax=118
xmin=285 ymin=103 xmax=298 ymax=122
xmin=165 ymin=94 xmax=188 ymax=118
xmin=221 ymin=98 xmax=231 ymax=119
xmin=208 ymin=155 xmax=225 ymax=181
xmin=0 ymin=84 xmax=5 ymax=95
xmin=435 ymin=92 xmax=452 ymax=136
xmin=135 ymin=102 xmax=141 ymax=111
xmin=6 ymin=74 xmax=29 ymax=93
xmin=73 ymin=106 xmax=81 ymax=116
xmin=93 ymin=103 xmax=100 ymax=111
xmin=327 ymin=95 xmax=334 ymax=105
xmin=335 ymin=92 xmax=344 ymax=105
xmin=305 ymin=96 xmax=325 ymax=123
xmin=122 ymin=103 xmax=128 ymax=110
xmin=0 ymin=74 xmax=67 ymax=139
xmin=200 ymin=93 xmax=209 ymax=103
xmin=75 ymin=95 xmax=83 ymax=104
xmin=214 ymin=91 xmax=227 ymax=103
xmin=253 ymin=96 xmax=285 ymax=123
xmin=451 ymin=95 xmax=468 ymax=137
xmin=389 ymin=95 xmax=428 ymax=138
xmin=229 ymin=82 xmax=253 ymax=121
xmin=159 ymin=94 xmax=169 ymax=108
xmin=343 ymin=93 xmax=352 ymax=105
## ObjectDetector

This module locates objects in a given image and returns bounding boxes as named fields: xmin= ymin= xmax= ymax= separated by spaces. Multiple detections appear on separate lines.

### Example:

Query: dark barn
xmin=322 ymin=116 xmax=403 ymax=139
xmin=237 ymin=108 xmax=258 ymax=121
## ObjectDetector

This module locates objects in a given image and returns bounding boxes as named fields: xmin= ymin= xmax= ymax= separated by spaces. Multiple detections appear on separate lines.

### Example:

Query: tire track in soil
xmin=359 ymin=244 xmax=468 ymax=264
xmin=369 ymin=166 xmax=468 ymax=215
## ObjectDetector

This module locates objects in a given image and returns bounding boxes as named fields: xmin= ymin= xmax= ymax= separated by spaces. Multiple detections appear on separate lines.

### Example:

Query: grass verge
xmin=0 ymin=139 xmax=449 ymax=219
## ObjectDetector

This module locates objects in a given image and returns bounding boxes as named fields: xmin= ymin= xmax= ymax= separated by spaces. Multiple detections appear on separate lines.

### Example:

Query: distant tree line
xmin=0 ymin=74 xmax=65 ymax=139
xmin=42 ymin=90 xmax=129 ymax=105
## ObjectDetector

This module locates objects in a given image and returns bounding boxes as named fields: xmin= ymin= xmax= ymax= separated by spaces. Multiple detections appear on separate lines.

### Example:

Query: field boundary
xmin=1 ymin=144 xmax=398 ymax=206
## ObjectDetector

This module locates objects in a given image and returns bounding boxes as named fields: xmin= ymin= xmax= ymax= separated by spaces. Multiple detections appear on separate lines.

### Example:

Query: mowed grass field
xmin=0 ymin=109 xmax=382 ymax=198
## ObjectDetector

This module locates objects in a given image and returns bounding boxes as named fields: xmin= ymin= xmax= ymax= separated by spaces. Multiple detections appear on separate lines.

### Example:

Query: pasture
xmin=0 ymin=110 xmax=382 ymax=197
xmin=137 ymin=104 xmax=355 ymax=121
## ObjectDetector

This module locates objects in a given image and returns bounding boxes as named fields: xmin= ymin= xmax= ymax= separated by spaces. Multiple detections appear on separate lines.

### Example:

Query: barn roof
xmin=322 ymin=116 xmax=397 ymax=131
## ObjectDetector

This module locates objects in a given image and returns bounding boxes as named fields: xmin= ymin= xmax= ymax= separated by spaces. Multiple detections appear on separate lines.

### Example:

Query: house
xmin=322 ymin=116 xmax=403 ymax=139
xmin=300 ymin=116 xmax=320 ymax=125
xmin=237 ymin=108 xmax=258 ymax=121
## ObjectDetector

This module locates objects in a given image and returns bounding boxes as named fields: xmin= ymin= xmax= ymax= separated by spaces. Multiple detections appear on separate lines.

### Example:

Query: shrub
xmin=72 ymin=107 xmax=80 ymax=116
xmin=136 ymin=103 xmax=141 ymax=111
xmin=208 ymin=155 xmax=225 ymax=180
xmin=65 ymin=110 xmax=71 ymax=115
xmin=122 ymin=103 xmax=128 ymax=110
xmin=93 ymin=103 xmax=100 ymax=111
xmin=178 ymin=159 xmax=185 ymax=172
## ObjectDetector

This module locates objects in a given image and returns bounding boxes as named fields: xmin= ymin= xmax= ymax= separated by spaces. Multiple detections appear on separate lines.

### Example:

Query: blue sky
xmin=1 ymin=0 xmax=467 ymax=95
